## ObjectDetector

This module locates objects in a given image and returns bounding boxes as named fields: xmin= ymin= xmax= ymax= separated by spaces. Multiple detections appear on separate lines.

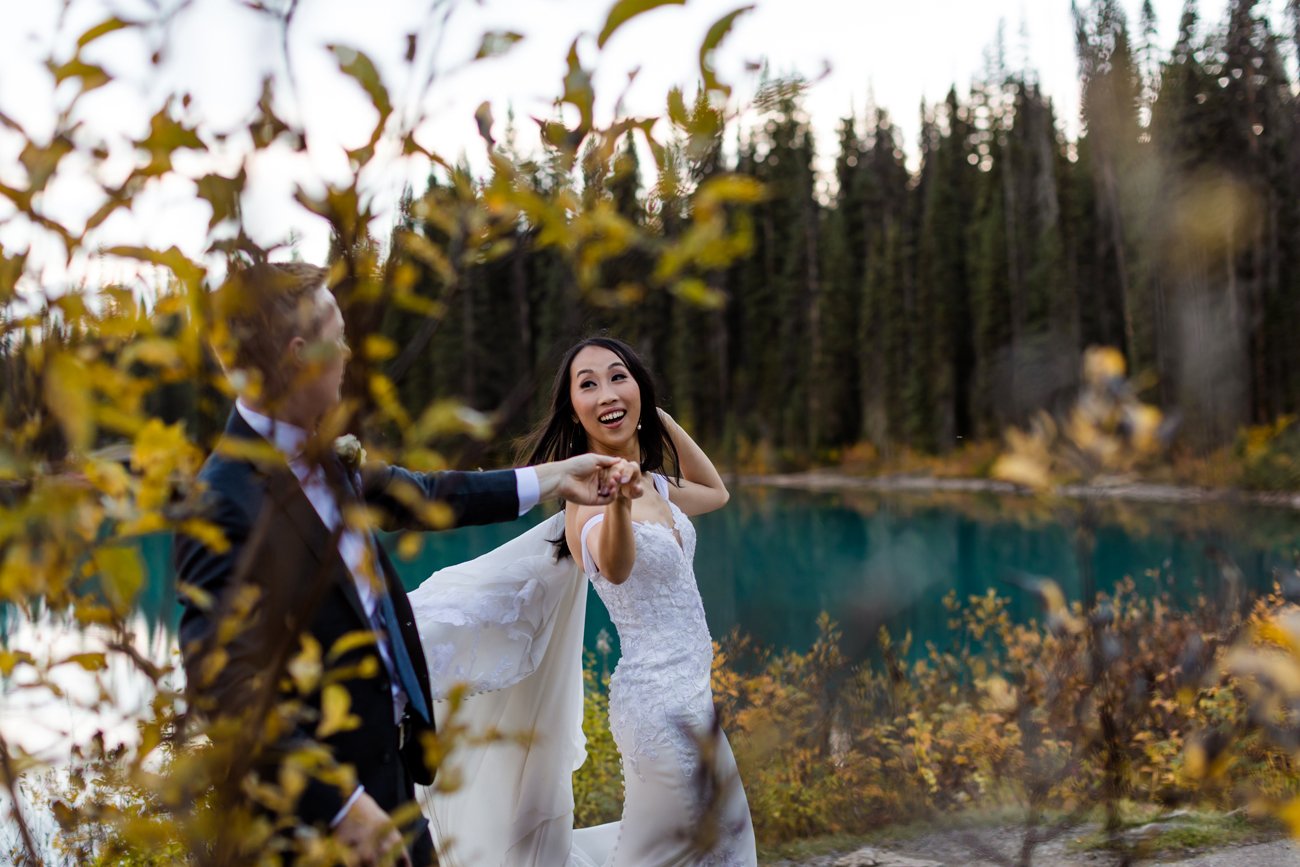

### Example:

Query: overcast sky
xmin=0 ymin=0 xmax=1291 ymax=284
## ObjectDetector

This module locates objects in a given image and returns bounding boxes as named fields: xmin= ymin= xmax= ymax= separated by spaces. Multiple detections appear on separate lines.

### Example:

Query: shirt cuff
xmin=515 ymin=467 xmax=540 ymax=516
xmin=330 ymin=785 xmax=366 ymax=829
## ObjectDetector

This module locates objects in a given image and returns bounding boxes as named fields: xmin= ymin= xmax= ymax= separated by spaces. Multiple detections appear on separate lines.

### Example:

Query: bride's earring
xmin=636 ymin=422 xmax=642 ymax=430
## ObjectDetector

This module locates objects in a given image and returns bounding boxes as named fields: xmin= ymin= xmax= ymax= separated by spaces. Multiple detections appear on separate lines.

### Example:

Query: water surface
xmin=383 ymin=485 xmax=1300 ymax=663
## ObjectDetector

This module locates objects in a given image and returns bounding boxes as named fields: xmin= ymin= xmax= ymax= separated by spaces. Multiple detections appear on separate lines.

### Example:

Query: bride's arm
xmin=565 ymin=460 xmax=642 ymax=585
xmin=659 ymin=409 xmax=729 ymax=517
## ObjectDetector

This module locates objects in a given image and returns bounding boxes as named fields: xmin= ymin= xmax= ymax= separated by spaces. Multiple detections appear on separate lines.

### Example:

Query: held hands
xmin=333 ymin=791 xmax=411 ymax=867
xmin=605 ymin=457 xmax=643 ymax=504
xmin=542 ymin=453 xmax=644 ymax=505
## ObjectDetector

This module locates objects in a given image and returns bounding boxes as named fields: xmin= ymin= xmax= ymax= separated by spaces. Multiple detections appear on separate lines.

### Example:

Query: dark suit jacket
xmin=174 ymin=409 xmax=519 ymax=827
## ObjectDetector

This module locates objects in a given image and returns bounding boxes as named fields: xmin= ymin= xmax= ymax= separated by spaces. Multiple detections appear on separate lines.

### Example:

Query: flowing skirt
xmin=409 ymin=513 xmax=588 ymax=866
xmin=408 ymin=513 xmax=755 ymax=866
xmin=572 ymin=718 xmax=757 ymax=866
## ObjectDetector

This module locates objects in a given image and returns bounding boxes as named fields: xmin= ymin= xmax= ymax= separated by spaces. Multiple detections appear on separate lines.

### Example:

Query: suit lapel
xmin=349 ymin=457 xmax=434 ymax=704
xmin=262 ymin=470 xmax=369 ymax=628
xmin=224 ymin=409 xmax=373 ymax=630
xmin=372 ymin=540 xmax=433 ymax=701
xmin=338 ymin=462 xmax=435 ymax=715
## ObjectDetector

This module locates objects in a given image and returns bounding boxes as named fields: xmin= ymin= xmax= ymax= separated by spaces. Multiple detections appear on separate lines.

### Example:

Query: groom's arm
xmin=359 ymin=464 xmax=525 ymax=531
xmin=175 ymin=488 xmax=259 ymax=709
xmin=359 ymin=454 xmax=628 ymax=531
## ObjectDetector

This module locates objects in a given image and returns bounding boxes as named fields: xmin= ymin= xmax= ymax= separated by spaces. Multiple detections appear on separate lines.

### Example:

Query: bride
xmin=407 ymin=337 xmax=756 ymax=866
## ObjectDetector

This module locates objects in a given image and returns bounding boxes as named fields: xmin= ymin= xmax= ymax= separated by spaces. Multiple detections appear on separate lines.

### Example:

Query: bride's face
xmin=569 ymin=345 xmax=642 ymax=459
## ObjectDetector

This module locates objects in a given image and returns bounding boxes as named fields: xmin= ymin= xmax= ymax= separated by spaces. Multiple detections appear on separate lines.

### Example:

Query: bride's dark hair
xmin=521 ymin=336 xmax=681 ymax=559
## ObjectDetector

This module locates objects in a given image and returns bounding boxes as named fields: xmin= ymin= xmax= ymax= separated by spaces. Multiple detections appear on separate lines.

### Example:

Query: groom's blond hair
xmin=212 ymin=262 xmax=332 ymax=401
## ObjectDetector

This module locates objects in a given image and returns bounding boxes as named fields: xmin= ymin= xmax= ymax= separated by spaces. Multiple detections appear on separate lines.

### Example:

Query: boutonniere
xmin=334 ymin=434 xmax=367 ymax=474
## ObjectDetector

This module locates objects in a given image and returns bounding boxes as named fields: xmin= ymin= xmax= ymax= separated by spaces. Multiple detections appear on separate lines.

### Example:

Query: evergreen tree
xmin=915 ymin=89 xmax=979 ymax=449
xmin=1073 ymin=0 xmax=1150 ymax=373
xmin=812 ymin=114 xmax=865 ymax=449
xmin=731 ymin=80 xmax=820 ymax=457
xmin=856 ymin=108 xmax=911 ymax=448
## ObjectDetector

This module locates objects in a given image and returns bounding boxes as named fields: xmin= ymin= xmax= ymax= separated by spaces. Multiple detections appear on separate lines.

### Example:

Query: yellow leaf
xmin=418 ymin=500 xmax=455 ymax=531
xmin=1278 ymin=796 xmax=1300 ymax=838
xmin=342 ymin=503 xmax=382 ymax=535
xmin=329 ymin=45 xmax=392 ymax=122
xmin=433 ymin=764 xmax=463 ymax=794
xmin=121 ymin=337 xmax=181 ymax=370
xmin=362 ymin=334 xmax=397 ymax=362
xmin=396 ymin=230 xmax=456 ymax=287
xmin=92 ymin=545 xmax=144 ymax=616
xmin=287 ymin=635 xmax=322 ymax=695
xmin=131 ymin=418 xmax=201 ymax=480
xmin=120 ymin=513 xmax=167 ymax=535
xmin=317 ymin=684 xmax=361 ymax=738
xmin=397 ymin=447 xmax=448 ymax=473
xmin=672 ymin=277 xmax=726 ymax=309
xmin=58 ymin=652 xmax=107 ymax=672
xmin=475 ymin=30 xmax=525 ymax=58
xmin=102 ymin=245 xmax=204 ymax=290
xmin=178 ymin=518 xmax=230 ymax=555
xmin=1127 ymin=404 xmax=1164 ymax=454
xmin=85 ymin=458 xmax=131 ymax=498
xmin=137 ymin=720 xmax=163 ymax=762
xmin=77 ymin=16 xmax=131 ymax=50
xmin=198 ymin=647 xmax=228 ymax=687
xmin=214 ymin=436 xmax=283 ymax=468
xmin=326 ymin=630 xmax=379 ymax=664
xmin=0 ymin=649 xmax=33 ymax=676
xmin=0 ymin=545 xmax=36 ymax=600
xmin=369 ymin=373 xmax=411 ymax=428
xmin=990 ymin=454 xmax=1052 ymax=491
xmin=698 ymin=5 xmax=754 ymax=97
xmin=695 ymin=174 xmax=766 ymax=209
xmin=597 ymin=0 xmax=685 ymax=47
xmin=397 ymin=533 xmax=422 ymax=561
xmin=175 ymin=580 xmax=214 ymax=612
xmin=49 ymin=57 xmax=109 ymax=92
xmin=980 ymin=675 xmax=1018 ymax=713
xmin=1083 ymin=346 xmax=1127 ymax=385
xmin=1257 ymin=616 xmax=1300 ymax=657
xmin=73 ymin=602 xmax=114 ymax=626
xmin=279 ymin=764 xmax=307 ymax=805
xmin=45 ymin=353 xmax=95 ymax=452
xmin=314 ymin=761 xmax=357 ymax=795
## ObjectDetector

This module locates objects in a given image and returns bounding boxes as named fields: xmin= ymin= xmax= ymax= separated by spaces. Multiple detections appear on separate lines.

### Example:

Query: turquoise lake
xmin=120 ymin=484 xmax=1300 ymax=664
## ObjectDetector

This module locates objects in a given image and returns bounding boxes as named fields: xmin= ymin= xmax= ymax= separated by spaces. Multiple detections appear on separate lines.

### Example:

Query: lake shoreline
xmin=740 ymin=470 xmax=1300 ymax=511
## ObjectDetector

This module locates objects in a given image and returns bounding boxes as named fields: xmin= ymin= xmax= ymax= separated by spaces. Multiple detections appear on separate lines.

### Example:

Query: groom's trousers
xmin=360 ymin=712 xmax=435 ymax=867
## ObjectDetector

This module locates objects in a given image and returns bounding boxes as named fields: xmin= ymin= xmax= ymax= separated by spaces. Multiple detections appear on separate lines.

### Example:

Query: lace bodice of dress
xmin=580 ymin=474 xmax=716 ymax=781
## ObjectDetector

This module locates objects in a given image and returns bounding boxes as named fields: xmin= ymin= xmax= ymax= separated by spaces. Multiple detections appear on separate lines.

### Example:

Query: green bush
xmin=1239 ymin=416 xmax=1300 ymax=492
xmin=572 ymin=659 xmax=624 ymax=828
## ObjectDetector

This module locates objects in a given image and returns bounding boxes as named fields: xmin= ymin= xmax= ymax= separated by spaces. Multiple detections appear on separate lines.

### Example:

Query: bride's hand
xmin=605 ymin=458 xmax=643 ymax=502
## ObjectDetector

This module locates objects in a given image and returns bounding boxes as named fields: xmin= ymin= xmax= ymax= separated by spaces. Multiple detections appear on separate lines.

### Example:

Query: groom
xmin=174 ymin=262 xmax=635 ymax=865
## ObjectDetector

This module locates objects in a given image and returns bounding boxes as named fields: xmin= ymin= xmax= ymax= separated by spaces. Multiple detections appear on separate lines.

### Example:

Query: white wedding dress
xmin=408 ymin=474 xmax=756 ymax=867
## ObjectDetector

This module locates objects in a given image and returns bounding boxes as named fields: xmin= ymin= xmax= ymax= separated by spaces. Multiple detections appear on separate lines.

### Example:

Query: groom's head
xmin=213 ymin=262 xmax=350 ymax=427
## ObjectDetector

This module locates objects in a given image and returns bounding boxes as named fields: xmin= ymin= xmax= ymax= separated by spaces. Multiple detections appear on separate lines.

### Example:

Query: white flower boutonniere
xmin=334 ymin=434 xmax=367 ymax=474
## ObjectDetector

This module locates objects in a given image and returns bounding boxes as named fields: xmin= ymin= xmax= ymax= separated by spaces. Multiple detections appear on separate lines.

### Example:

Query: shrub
xmin=1239 ymin=416 xmax=1300 ymax=492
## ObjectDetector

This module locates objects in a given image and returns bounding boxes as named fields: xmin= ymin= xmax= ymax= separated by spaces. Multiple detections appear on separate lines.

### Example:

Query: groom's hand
xmin=537 ymin=453 xmax=643 ymax=505
xmin=334 ymin=791 xmax=411 ymax=867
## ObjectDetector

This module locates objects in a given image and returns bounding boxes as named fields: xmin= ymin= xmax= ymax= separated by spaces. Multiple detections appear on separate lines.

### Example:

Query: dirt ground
xmin=766 ymin=823 xmax=1300 ymax=866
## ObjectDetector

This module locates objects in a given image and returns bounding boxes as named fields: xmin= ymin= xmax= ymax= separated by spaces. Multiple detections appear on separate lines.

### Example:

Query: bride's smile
xmin=570 ymin=345 xmax=643 ymax=460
